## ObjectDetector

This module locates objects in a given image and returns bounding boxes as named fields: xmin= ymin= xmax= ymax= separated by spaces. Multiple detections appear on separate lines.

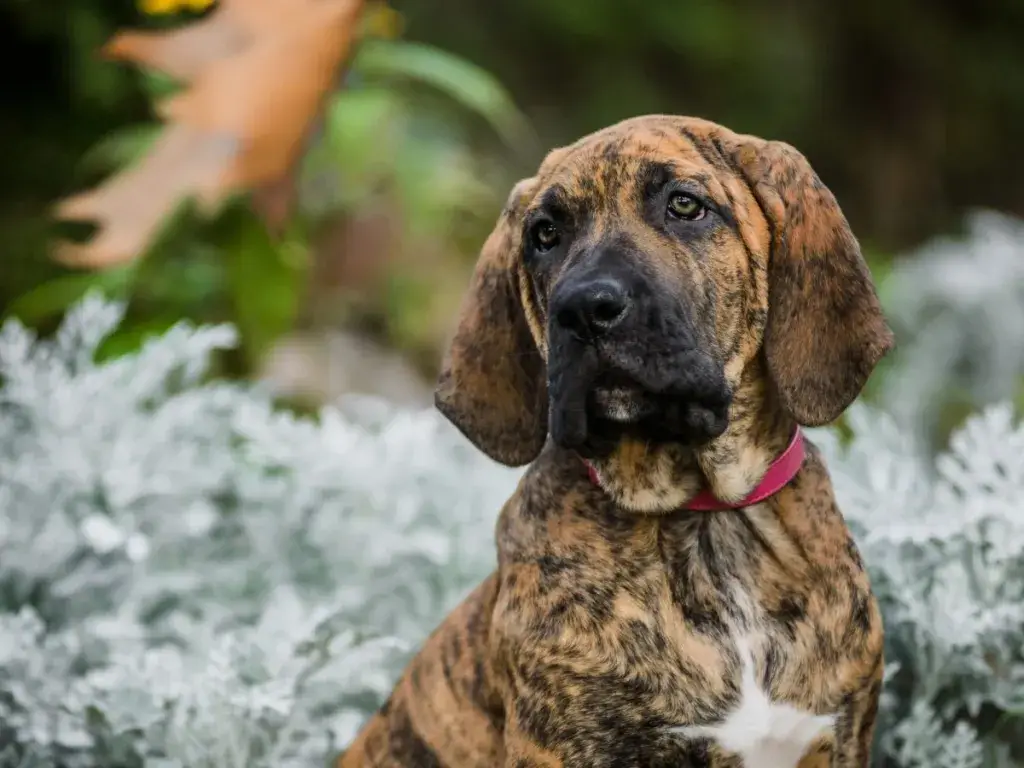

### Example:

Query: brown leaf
xmin=54 ymin=0 xmax=366 ymax=268
xmin=54 ymin=126 xmax=233 ymax=266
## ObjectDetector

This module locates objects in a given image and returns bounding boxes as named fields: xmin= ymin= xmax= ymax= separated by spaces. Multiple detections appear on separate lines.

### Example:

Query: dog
xmin=337 ymin=115 xmax=894 ymax=767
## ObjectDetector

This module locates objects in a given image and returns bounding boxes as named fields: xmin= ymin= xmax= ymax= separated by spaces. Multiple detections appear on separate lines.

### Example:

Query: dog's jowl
xmin=337 ymin=115 xmax=893 ymax=768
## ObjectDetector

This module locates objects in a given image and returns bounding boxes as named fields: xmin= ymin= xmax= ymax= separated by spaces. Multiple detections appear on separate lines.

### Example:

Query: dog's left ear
xmin=722 ymin=132 xmax=895 ymax=426
xmin=434 ymin=178 xmax=548 ymax=467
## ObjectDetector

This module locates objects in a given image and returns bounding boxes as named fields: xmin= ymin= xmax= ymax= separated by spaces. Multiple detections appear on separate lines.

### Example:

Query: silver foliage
xmin=2 ymin=211 xmax=1023 ymax=766
xmin=0 ymin=296 xmax=519 ymax=767
xmin=878 ymin=210 xmax=1024 ymax=443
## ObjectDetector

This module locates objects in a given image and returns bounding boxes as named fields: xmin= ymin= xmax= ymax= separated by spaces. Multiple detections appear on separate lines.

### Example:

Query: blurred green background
xmin=4 ymin=0 xmax=1024 ymax=411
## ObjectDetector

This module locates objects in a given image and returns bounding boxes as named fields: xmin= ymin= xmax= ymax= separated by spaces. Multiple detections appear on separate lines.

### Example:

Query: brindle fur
xmin=337 ymin=115 xmax=893 ymax=767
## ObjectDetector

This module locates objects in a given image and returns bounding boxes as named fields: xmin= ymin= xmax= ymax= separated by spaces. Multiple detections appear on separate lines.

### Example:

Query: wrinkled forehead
xmin=528 ymin=121 xmax=733 ymax=219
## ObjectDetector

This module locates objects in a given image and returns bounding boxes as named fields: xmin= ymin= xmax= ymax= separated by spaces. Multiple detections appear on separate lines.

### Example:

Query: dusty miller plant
xmin=0 ymin=296 xmax=519 ymax=767
xmin=1 ymin=210 xmax=1023 ymax=767
xmin=812 ymin=402 xmax=1024 ymax=767
xmin=876 ymin=209 xmax=1024 ymax=446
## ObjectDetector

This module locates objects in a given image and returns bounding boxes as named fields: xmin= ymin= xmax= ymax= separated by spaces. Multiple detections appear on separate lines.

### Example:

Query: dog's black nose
xmin=552 ymin=277 xmax=631 ymax=340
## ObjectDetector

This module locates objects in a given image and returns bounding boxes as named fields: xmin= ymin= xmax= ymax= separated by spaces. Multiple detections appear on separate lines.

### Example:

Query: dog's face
xmin=436 ymin=115 xmax=893 ymax=510
xmin=524 ymin=130 xmax=743 ymax=458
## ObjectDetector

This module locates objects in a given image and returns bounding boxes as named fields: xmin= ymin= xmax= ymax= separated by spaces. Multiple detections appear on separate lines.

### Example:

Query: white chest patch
xmin=671 ymin=638 xmax=836 ymax=768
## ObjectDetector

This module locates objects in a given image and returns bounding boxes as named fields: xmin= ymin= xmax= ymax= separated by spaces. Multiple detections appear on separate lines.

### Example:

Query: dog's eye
xmin=667 ymin=193 xmax=706 ymax=221
xmin=532 ymin=221 xmax=560 ymax=251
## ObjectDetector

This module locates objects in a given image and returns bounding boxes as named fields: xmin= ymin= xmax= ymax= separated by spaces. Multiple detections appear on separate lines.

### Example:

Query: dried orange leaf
xmin=55 ymin=0 xmax=365 ymax=268
xmin=54 ymin=126 xmax=233 ymax=267
xmin=163 ymin=1 xmax=359 ymax=186
xmin=110 ymin=0 xmax=305 ymax=80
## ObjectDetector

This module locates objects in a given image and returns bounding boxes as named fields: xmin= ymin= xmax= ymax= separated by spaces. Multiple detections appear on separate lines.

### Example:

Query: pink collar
xmin=582 ymin=428 xmax=805 ymax=511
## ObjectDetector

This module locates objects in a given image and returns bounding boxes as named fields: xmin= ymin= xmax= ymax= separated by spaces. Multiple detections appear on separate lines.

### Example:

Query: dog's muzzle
xmin=545 ymin=272 xmax=732 ymax=454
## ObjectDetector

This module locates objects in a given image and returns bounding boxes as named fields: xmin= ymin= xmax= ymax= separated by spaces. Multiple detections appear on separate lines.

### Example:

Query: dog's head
xmin=435 ymin=115 xmax=894 ymax=511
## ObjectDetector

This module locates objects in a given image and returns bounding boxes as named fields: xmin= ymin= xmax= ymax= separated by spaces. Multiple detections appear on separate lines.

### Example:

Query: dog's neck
xmin=588 ymin=359 xmax=797 ymax=514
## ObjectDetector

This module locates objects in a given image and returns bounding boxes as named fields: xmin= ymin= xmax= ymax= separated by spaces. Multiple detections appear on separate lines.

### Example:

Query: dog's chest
xmin=669 ymin=632 xmax=836 ymax=768
xmin=643 ymin=576 xmax=839 ymax=767
xmin=501 ymin=580 xmax=844 ymax=767
xmin=498 ymin=516 xmax=862 ymax=766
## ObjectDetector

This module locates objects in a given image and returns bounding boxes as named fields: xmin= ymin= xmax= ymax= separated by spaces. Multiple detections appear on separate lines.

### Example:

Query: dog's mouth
xmin=550 ymin=364 xmax=733 ymax=458
xmin=589 ymin=371 xmax=659 ymax=424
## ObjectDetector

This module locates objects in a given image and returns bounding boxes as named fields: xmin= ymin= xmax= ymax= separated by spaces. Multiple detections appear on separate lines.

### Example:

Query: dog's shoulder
xmin=495 ymin=444 xmax=614 ymax=557
xmin=492 ymin=445 xmax=645 ymax=641
xmin=747 ymin=439 xmax=884 ymax=704
xmin=768 ymin=437 xmax=873 ymax=580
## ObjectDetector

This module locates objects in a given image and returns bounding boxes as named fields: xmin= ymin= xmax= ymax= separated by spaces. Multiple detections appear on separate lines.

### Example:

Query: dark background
xmin=4 ymin=0 xmax=1024 ymax=399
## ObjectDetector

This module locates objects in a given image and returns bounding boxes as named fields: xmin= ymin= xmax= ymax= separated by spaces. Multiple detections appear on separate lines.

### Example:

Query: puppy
xmin=337 ymin=114 xmax=893 ymax=767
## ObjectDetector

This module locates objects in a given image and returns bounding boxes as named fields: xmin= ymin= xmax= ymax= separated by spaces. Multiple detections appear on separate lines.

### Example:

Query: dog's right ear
xmin=434 ymin=178 xmax=548 ymax=467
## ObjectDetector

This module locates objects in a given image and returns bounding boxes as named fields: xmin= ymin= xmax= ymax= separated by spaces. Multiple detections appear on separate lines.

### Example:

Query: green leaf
xmin=5 ymin=265 xmax=138 ymax=326
xmin=140 ymin=69 xmax=184 ymax=101
xmin=221 ymin=207 xmax=308 ymax=368
xmin=323 ymin=88 xmax=401 ymax=165
xmin=136 ymin=244 xmax=227 ymax=307
xmin=302 ymin=87 xmax=402 ymax=215
xmin=352 ymin=39 xmax=534 ymax=150
xmin=382 ymin=270 xmax=433 ymax=351
xmin=68 ymin=5 xmax=134 ymax=111
xmin=95 ymin=315 xmax=182 ymax=362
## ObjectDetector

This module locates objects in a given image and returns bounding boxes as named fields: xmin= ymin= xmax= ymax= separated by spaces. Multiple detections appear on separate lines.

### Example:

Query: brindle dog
xmin=337 ymin=115 xmax=894 ymax=767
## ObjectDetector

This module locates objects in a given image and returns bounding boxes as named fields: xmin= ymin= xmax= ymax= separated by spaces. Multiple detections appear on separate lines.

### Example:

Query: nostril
xmin=591 ymin=294 xmax=628 ymax=327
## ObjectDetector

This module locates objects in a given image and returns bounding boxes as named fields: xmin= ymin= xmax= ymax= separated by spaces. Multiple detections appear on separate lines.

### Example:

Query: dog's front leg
xmin=501 ymin=707 xmax=565 ymax=768
xmin=337 ymin=575 xmax=508 ymax=767
xmin=828 ymin=660 xmax=884 ymax=768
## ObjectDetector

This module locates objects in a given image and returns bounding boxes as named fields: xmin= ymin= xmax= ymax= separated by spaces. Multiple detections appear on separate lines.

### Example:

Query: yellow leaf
xmin=361 ymin=2 xmax=403 ymax=40
xmin=138 ymin=0 xmax=179 ymax=15
xmin=139 ymin=0 xmax=215 ymax=14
